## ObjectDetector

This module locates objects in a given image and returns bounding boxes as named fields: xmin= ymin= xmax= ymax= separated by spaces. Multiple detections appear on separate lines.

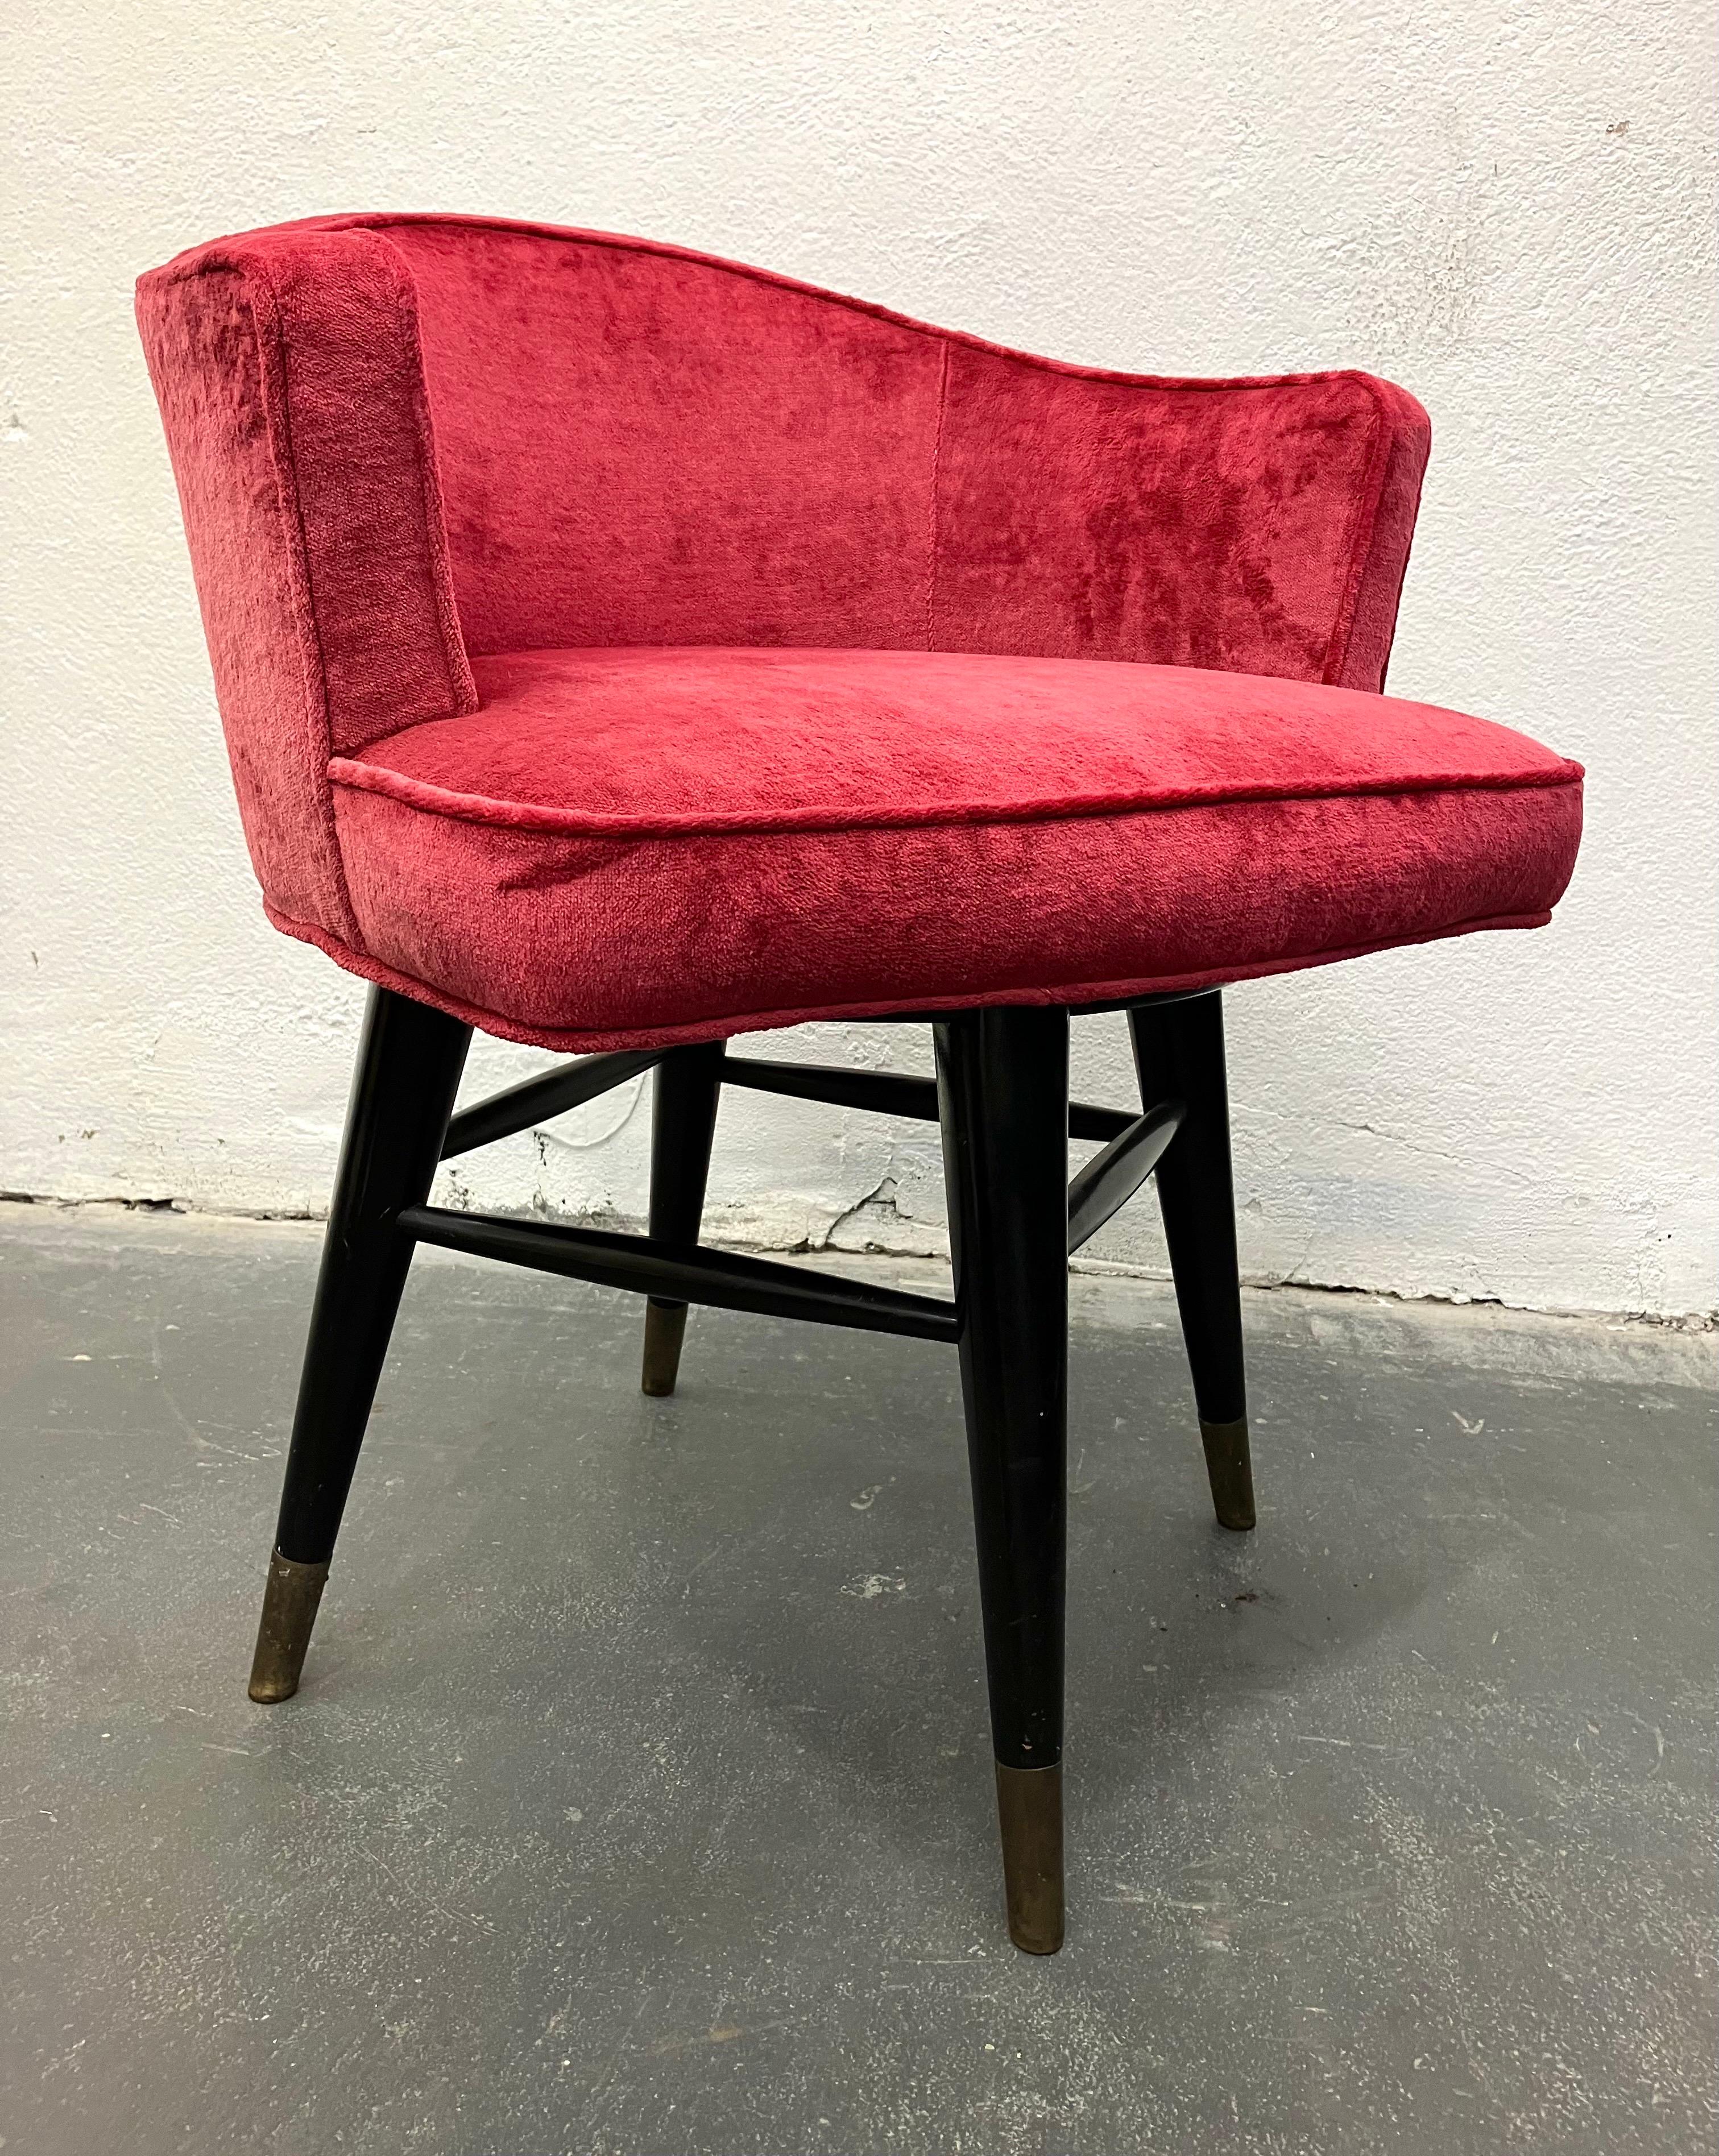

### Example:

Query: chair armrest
xmin=935 ymin=346 xmax=1430 ymax=693
xmin=136 ymin=227 xmax=475 ymax=943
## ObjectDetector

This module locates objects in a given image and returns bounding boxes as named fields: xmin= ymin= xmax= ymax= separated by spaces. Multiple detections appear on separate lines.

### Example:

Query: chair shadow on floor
xmin=324 ymin=1284 xmax=1449 ymax=1940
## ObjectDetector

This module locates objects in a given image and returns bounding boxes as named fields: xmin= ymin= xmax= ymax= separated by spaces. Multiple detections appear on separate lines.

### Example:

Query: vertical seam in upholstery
xmin=924 ymin=339 xmax=950 ymax=651
xmin=241 ymin=252 xmax=367 ymax=948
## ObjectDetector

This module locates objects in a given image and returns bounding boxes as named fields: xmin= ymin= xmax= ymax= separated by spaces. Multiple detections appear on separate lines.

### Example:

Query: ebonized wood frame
xmin=243 ymin=983 xmax=1252 ymax=1959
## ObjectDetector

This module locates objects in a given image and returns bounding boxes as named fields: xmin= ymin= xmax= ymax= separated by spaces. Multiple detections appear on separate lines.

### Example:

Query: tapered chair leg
xmin=1128 ymin=992 xmax=1254 ymax=1531
xmin=639 ymin=1042 xmax=727 ymax=1395
xmin=247 ymin=988 xmax=471 ymax=1702
xmin=935 ymin=1007 xmax=1070 ymax=1954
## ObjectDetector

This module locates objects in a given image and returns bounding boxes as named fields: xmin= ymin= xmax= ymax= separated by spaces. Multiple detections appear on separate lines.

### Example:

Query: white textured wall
xmin=3 ymin=2 xmax=1714 ymax=1315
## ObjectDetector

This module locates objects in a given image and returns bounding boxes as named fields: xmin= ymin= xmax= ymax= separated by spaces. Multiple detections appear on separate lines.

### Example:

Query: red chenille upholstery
xmin=136 ymin=214 xmax=1582 ymax=1050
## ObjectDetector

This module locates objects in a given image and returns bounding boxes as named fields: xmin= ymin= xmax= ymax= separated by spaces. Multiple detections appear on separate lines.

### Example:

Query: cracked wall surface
xmin=2 ymin=0 xmax=1714 ymax=1316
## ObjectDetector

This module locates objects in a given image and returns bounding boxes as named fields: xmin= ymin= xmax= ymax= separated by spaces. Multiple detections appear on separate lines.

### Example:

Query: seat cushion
xmin=300 ymin=646 xmax=1583 ymax=1050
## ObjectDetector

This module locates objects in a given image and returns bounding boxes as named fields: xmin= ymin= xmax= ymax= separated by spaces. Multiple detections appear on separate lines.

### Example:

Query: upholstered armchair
xmin=138 ymin=214 xmax=1582 ymax=1954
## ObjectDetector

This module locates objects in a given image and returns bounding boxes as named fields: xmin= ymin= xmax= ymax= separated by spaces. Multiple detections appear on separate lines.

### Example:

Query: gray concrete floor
xmin=0 ymin=1201 xmax=1713 ymax=2156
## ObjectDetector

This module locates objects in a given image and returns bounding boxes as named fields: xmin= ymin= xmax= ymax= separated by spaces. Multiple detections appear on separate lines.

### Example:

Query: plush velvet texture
xmin=136 ymin=225 xmax=474 ymax=944
xmin=379 ymin=220 xmax=946 ymax=656
xmin=314 ymin=646 xmax=1582 ymax=1046
xmin=136 ymin=213 xmax=1581 ymax=1049
xmin=931 ymin=351 xmax=1426 ymax=689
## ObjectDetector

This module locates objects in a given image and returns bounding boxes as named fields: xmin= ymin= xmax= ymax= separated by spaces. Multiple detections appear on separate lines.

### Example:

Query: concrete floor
xmin=0 ymin=1201 xmax=1713 ymax=2155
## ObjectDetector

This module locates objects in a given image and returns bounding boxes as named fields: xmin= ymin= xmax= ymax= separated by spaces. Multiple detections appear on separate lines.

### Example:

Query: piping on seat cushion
xmin=302 ymin=645 xmax=1583 ymax=1051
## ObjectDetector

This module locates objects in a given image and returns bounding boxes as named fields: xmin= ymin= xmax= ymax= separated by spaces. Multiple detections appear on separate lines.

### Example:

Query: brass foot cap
xmin=640 ymin=1300 xmax=689 ymax=1397
xmin=994 ymin=1760 xmax=1064 ymax=1954
xmin=247 ymin=1550 xmax=329 ymax=1703
xmin=1200 ymin=1416 xmax=1257 ymax=1532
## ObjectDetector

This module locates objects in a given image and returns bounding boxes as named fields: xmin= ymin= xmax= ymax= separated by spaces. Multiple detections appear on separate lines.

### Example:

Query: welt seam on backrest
xmin=305 ymin=213 xmax=1387 ymax=403
xmin=925 ymin=341 xmax=950 ymax=650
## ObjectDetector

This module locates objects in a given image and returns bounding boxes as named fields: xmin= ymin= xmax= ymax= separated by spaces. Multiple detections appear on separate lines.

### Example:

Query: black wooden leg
xmin=247 ymin=987 xmax=471 ymax=1702
xmin=935 ymin=1007 xmax=1070 ymax=1954
xmin=640 ymin=1042 xmax=727 ymax=1395
xmin=1128 ymin=992 xmax=1254 ymax=1531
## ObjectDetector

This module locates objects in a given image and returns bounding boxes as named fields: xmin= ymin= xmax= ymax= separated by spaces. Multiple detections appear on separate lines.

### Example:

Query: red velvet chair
xmin=137 ymin=214 xmax=1582 ymax=1954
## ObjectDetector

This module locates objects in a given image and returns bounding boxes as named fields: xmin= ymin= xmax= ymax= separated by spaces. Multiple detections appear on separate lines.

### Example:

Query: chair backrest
xmin=136 ymin=214 xmax=1428 ymax=946
xmin=371 ymin=216 xmax=1429 ymax=687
